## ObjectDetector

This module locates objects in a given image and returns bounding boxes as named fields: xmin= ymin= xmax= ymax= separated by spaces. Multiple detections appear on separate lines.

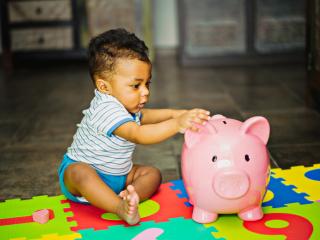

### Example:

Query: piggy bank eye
xmin=212 ymin=155 xmax=217 ymax=162
xmin=245 ymin=154 xmax=250 ymax=162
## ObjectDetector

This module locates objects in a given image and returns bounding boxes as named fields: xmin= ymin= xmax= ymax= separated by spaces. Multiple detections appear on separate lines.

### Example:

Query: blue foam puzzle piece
xmin=169 ymin=179 xmax=192 ymax=207
xmin=263 ymin=175 xmax=312 ymax=208
xmin=305 ymin=169 xmax=320 ymax=181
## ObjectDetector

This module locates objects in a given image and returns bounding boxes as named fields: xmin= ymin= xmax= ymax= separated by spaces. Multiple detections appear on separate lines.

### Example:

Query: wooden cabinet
xmin=11 ymin=27 xmax=73 ymax=51
xmin=178 ymin=0 xmax=306 ymax=66
xmin=1 ymin=0 xmax=84 ymax=74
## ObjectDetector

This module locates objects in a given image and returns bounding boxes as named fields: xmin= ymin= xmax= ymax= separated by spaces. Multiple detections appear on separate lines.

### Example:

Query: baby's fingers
xmin=191 ymin=108 xmax=210 ymax=116
xmin=191 ymin=117 xmax=203 ymax=125
xmin=190 ymin=113 xmax=210 ymax=126
xmin=190 ymin=125 xmax=200 ymax=132
xmin=192 ymin=109 xmax=210 ymax=120
xmin=197 ymin=113 xmax=211 ymax=123
xmin=195 ymin=109 xmax=210 ymax=116
xmin=189 ymin=120 xmax=205 ymax=132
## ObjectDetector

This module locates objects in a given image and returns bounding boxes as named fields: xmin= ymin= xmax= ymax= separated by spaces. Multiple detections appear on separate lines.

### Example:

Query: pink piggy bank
xmin=181 ymin=115 xmax=270 ymax=223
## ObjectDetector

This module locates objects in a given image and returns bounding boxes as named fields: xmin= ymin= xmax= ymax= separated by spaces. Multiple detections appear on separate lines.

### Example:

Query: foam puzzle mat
xmin=1 ymin=164 xmax=319 ymax=239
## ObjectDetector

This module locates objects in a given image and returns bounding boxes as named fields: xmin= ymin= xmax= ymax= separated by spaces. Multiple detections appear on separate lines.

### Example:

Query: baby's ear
xmin=96 ymin=78 xmax=111 ymax=94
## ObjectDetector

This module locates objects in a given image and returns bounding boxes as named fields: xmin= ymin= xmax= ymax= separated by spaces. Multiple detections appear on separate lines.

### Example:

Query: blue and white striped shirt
xmin=67 ymin=90 xmax=141 ymax=175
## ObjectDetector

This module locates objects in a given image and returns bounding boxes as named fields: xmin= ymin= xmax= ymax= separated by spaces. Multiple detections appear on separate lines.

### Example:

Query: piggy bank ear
xmin=184 ymin=122 xmax=217 ymax=148
xmin=240 ymin=116 xmax=270 ymax=145
xmin=184 ymin=130 xmax=202 ymax=148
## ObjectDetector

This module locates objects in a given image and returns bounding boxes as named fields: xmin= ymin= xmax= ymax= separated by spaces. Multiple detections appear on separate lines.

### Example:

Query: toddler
xmin=58 ymin=28 xmax=210 ymax=225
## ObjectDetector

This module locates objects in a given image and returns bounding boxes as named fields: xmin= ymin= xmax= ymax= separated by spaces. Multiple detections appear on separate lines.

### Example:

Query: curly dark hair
xmin=88 ymin=28 xmax=150 ymax=86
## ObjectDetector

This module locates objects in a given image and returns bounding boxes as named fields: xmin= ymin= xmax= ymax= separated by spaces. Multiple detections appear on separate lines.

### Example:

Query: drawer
xmin=9 ymin=0 xmax=71 ymax=22
xmin=11 ymin=27 xmax=73 ymax=51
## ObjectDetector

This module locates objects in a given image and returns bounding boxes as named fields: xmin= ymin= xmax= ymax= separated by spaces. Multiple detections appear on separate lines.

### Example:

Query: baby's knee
xmin=65 ymin=163 xmax=94 ymax=186
xmin=148 ymin=166 xmax=162 ymax=185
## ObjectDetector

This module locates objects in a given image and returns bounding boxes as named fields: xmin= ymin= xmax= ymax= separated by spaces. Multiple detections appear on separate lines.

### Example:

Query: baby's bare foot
xmin=119 ymin=189 xmax=129 ymax=200
xmin=117 ymin=185 xmax=140 ymax=225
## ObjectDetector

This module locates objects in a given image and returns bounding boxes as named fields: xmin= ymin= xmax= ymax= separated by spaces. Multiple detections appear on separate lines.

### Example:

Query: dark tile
xmin=172 ymin=93 xmax=243 ymax=119
xmin=278 ymin=68 xmax=307 ymax=100
xmin=0 ymin=120 xmax=22 ymax=146
xmin=161 ymin=168 xmax=180 ymax=182
xmin=228 ymin=85 xmax=305 ymax=112
xmin=133 ymin=141 xmax=178 ymax=171
xmin=218 ymin=65 xmax=305 ymax=88
xmin=133 ymin=143 xmax=180 ymax=182
xmin=245 ymin=108 xmax=320 ymax=146
xmin=0 ymin=149 xmax=63 ymax=201
xmin=269 ymin=144 xmax=320 ymax=169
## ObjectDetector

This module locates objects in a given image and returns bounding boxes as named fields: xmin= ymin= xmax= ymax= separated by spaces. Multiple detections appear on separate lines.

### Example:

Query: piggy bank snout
xmin=213 ymin=170 xmax=250 ymax=199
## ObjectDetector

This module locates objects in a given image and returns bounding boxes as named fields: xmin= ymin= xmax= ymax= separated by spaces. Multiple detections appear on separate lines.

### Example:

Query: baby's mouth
xmin=138 ymin=99 xmax=147 ymax=109
xmin=138 ymin=103 xmax=145 ymax=109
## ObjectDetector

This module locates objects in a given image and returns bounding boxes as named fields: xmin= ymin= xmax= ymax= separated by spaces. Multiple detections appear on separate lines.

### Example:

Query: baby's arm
xmin=141 ymin=109 xmax=187 ymax=124
xmin=114 ymin=109 xmax=210 ymax=145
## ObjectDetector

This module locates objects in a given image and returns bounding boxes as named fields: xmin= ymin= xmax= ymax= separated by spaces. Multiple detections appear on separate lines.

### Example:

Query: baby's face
xmin=109 ymin=58 xmax=152 ymax=113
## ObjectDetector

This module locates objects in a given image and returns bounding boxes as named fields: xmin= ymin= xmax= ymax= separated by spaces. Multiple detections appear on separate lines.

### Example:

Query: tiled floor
xmin=0 ymin=54 xmax=319 ymax=201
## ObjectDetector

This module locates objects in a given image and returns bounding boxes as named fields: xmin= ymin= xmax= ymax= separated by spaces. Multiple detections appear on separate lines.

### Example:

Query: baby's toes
xmin=119 ymin=190 xmax=128 ymax=199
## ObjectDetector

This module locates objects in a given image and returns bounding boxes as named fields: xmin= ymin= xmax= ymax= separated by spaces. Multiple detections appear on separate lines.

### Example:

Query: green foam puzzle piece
xmin=0 ymin=195 xmax=77 ymax=240
xmin=78 ymin=217 xmax=221 ymax=240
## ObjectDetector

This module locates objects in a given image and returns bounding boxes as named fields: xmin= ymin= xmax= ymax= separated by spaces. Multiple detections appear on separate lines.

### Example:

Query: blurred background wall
xmin=1 ymin=0 xmax=308 ymax=68
xmin=154 ymin=0 xmax=179 ymax=49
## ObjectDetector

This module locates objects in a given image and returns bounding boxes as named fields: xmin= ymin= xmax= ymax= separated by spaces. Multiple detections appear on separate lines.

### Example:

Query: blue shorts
xmin=58 ymin=154 xmax=127 ymax=203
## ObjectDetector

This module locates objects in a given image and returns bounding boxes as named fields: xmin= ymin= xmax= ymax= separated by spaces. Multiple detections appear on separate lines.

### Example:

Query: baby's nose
xmin=141 ymin=86 xmax=150 ymax=96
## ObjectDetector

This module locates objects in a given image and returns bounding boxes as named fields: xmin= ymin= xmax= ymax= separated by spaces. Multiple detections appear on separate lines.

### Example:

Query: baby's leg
xmin=123 ymin=165 xmax=162 ymax=201
xmin=64 ymin=162 xmax=140 ymax=225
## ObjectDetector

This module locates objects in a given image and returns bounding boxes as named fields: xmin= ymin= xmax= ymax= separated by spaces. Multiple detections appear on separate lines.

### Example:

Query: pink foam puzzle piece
xmin=132 ymin=228 xmax=164 ymax=240
xmin=32 ymin=209 xmax=49 ymax=224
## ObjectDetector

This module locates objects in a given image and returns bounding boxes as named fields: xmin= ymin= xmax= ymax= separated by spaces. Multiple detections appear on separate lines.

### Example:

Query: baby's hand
xmin=177 ymin=108 xmax=210 ymax=133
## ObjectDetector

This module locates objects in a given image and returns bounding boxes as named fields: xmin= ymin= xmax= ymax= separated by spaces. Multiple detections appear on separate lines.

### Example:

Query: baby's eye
xmin=132 ymin=84 xmax=140 ymax=89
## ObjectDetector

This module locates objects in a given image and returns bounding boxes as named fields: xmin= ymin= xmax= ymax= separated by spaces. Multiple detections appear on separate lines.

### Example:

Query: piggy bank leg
xmin=192 ymin=206 xmax=218 ymax=223
xmin=238 ymin=206 xmax=263 ymax=221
